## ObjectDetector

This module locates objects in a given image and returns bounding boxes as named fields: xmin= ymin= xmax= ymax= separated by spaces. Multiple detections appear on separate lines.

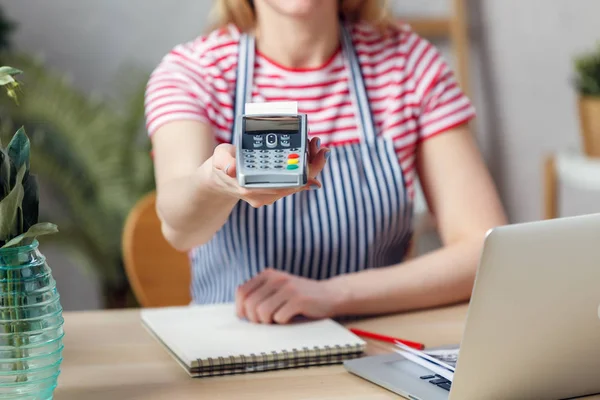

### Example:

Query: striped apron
xmin=190 ymin=23 xmax=413 ymax=304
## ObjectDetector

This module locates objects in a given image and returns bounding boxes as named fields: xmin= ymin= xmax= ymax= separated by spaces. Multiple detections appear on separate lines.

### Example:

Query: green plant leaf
xmin=574 ymin=43 xmax=600 ymax=97
xmin=17 ymin=203 xmax=23 ymax=235
xmin=0 ymin=153 xmax=18 ymax=205
xmin=0 ymin=148 xmax=10 ymax=200
xmin=21 ymin=173 xmax=38 ymax=231
xmin=1 ymin=222 xmax=58 ymax=248
xmin=0 ymin=74 xmax=15 ymax=86
xmin=0 ymin=164 xmax=25 ymax=241
xmin=7 ymin=126 xmax=29 ymax=171
xmin=0 ymin=67 xmax=22 ymax=76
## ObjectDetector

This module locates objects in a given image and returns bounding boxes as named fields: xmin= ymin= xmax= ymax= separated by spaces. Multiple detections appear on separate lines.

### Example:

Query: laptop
xmin=344 ymin=213 xmax=600 ymax=400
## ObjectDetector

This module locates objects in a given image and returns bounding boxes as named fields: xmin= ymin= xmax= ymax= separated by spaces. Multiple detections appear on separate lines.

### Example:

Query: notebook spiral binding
xmin=191 ymin=343 xmax=365 ymax=377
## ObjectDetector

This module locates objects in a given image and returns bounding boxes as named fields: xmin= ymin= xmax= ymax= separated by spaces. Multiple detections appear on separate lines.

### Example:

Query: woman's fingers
xmin=244 ymin=282 xmax=278 ymax=323
xmin=255 ymin=287 xmax=290 ymax=324
xmin=305 ymin=178 xmax=322 ymax=189
xmin=308 ymin=147 xmax=330 ymax=179
xmin=273 ymin=297 xmax=304 ymax=325
xmin=236 ymin=273 xmax=268 ymax=318
xmin=239 ymin=269 xmax=288 ymax=323
xmin=212 ymin=143 xmax=237 ymax=178
xmin=308 ymin=137 xmax=320 ymax=163
xmin=305 ymin=137 xmax=329 ymax=179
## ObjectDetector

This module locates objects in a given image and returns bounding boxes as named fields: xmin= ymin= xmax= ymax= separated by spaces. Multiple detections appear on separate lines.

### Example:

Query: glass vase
xmin=0 ymin=240 xmax=64 ymax=400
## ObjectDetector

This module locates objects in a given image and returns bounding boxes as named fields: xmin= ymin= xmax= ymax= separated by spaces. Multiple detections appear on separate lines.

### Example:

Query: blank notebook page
xmin=141 ymin=303 xmax=365 ymax=368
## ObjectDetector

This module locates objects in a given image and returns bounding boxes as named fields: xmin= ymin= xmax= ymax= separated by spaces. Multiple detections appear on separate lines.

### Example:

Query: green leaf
xmin=7 ymin=154 xmax=16 ymax=196
xmin=17 ymin=204 xmax=23 ymax=234
xmin=0 ymin=74 xmax=14 ymax=86
xmin=21 ymin=173 xmax=39 ymax=231
xmin=0 ymin=67 xmax=23 ymax=76
xmin=574 ymin=43 xmax=600 ymax=96
xmin=0 ymin=164 xmax=25 ymax=240
xmin=0 ymin=148 xmax=10 ymax=200
xmin=1 ymin=222 xmax=58 ymax=248
xmin=7 ymin=127 xmax=30 ymax=171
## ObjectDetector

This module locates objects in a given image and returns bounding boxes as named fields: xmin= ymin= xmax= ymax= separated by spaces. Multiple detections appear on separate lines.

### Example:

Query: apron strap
xmin=339 ymin=23 xmax=377 ymax=143
xmin=233 ymin=33 xmax=255 ymax=145
xmin=234 ymin=23 xmax=376 ymax=144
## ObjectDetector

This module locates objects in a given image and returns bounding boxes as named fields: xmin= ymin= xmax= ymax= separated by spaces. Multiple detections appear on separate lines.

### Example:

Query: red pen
xmin=349 ymin=328 xmax=425 ymax=350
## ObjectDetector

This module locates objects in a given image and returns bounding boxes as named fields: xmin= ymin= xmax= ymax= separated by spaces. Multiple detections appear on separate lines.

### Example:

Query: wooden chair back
xmin=122 ymin=191 xmax=191 ymax=307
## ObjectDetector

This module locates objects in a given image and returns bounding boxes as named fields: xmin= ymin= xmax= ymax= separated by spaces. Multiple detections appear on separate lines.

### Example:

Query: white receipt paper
xmin=245 ymin=101 xmax=298 ymax=116
xmin=394 ymin=342 xmax=457 ymax=382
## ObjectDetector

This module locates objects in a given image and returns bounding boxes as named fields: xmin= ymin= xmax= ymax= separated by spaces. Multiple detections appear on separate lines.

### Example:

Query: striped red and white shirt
xmin=144 ymin=21 xmax=475 ymax=199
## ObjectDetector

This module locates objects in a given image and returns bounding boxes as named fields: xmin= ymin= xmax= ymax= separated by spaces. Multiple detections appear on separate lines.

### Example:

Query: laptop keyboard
xmin=420 ymin=374 xmax=452 ymax=391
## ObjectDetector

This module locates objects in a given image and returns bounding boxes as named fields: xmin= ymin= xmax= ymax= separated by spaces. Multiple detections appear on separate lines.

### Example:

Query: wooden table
xmin=53 ymin=304 xmax=599 ymax=399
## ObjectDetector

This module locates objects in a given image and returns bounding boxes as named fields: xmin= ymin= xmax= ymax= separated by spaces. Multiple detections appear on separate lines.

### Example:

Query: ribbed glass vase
xmin=0 ymin=240 xmax=64 ymax=400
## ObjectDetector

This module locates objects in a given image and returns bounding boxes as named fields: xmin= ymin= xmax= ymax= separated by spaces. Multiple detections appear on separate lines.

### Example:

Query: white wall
xmin=474 ymin=0 xmax=600 ymax=221
xmin=0 ymin=0 xmax=213 ymax=95
xmin=1 ymin=0 xmax=599 ymax=309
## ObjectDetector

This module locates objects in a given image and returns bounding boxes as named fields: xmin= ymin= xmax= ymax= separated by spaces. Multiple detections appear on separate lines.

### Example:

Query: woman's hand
xmin=235 ymin=268 xmax=345 ymax=324
xmin=208 ymin=137 xmax=329 ymax=208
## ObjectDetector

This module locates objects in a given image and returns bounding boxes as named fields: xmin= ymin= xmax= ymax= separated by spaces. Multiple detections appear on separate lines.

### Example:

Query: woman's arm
xmin=329 ymin=123 xmax=508 ymax=316
xmin=151 ymin=120 xmax=239 ymax=251
xmin=152 ymin=120 xmax=329 ymax=252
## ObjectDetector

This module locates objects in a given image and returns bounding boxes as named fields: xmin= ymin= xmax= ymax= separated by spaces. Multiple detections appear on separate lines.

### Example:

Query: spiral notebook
xmin=141 ymin=303 xmax=366 ymax=377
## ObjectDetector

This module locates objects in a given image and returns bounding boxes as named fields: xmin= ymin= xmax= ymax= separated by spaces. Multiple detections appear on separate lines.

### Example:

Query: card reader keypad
xmin=243 ymin=148 xmax=302 ymax=171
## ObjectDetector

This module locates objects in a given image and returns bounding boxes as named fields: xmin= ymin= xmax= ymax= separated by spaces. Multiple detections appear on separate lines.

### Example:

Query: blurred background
xmin=0 ymin=0 xmax=598 ymax=311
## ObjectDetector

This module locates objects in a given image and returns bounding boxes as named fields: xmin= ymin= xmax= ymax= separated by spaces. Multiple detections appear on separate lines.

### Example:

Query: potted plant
xmin=0 ymin=66 xmax=63 ymax=398
xmin=0 ymin=53 xmax=154 ymax=309
xmin=574 ymin=43 xmax=600 ymax=158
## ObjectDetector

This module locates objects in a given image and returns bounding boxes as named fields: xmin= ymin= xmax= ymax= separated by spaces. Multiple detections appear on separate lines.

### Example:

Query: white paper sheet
xmin=394 ymin=342 xmax=456 ymax=381
xmin=245 ymin=101 xmax=298 ymax=115
xmin=424 ymin=348 xmax=460 ymax=368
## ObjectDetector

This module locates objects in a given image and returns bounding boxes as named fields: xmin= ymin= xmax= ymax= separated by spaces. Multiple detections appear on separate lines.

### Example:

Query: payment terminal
xmin=235 ymin=105 xmax=309 ymax=189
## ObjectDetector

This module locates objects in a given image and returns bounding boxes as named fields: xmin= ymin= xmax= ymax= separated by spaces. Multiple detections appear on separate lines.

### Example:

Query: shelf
xmin=404 ymin=18 xmax=452 ymax=38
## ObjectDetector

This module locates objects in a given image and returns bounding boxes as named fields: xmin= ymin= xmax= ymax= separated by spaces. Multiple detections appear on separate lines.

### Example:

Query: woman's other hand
xmin=235 ymin=268 xmax=346 ymax=324
xmin=209 ymin=137 xmax=329 ymax=208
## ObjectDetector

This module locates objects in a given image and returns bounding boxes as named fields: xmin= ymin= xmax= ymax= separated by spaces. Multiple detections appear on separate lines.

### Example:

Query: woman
xmin=145 ymin=0 xmax=507 ymax=324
